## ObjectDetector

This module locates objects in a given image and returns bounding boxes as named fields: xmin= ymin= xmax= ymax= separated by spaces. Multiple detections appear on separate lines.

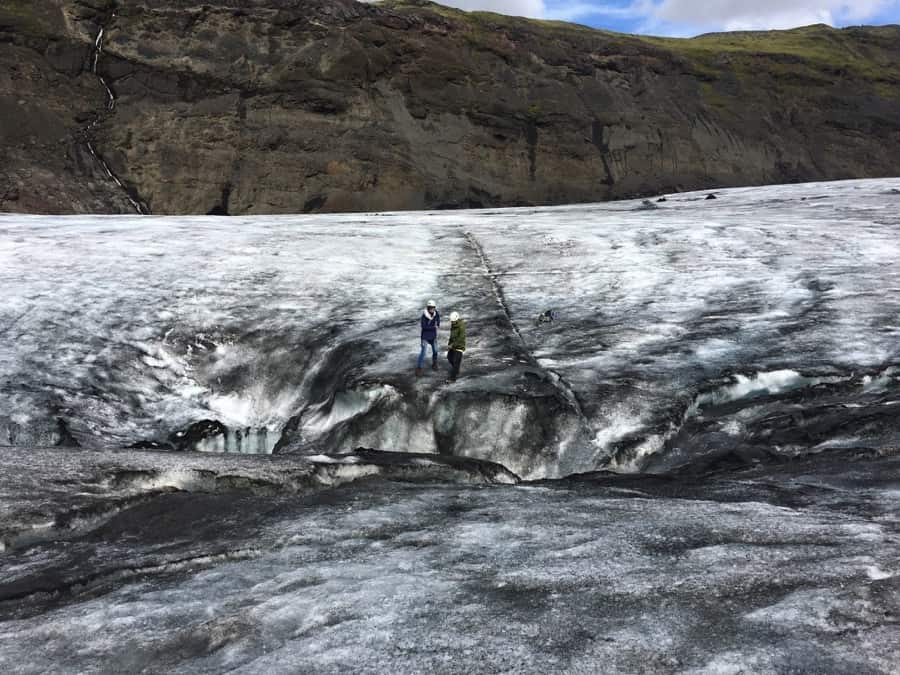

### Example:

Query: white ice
xmin=1 ymin=179 xmax=899 ymax=474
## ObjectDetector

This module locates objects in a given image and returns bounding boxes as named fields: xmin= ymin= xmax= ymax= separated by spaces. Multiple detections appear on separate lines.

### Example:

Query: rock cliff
xmin=2 ymin=0 xmax=899 ymax=214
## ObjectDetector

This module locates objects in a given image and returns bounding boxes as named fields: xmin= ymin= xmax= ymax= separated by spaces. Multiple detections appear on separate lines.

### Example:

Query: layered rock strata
xmin=1 ymin=0 xmax=899 ymax=214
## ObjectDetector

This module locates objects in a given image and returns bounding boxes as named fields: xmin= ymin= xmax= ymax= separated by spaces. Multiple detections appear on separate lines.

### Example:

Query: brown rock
xmin=2 ymin=0 xmax=900 ymax=215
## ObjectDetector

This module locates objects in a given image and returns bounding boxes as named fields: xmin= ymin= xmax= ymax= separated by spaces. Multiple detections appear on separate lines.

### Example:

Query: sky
xmin=407 ymin=0 xmax=900 ymax=36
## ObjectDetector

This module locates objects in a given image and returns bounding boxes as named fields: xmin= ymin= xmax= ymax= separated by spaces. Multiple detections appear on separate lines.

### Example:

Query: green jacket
xmin=448 ymin=320 xmax=466 ymax=352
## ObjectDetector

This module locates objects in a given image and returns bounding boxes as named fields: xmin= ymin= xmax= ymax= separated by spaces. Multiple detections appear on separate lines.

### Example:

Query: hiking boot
xmin=415 ymin=367 xmax=423 ymax=377
xmin=432 ymin=362 xmax=439 ymax=372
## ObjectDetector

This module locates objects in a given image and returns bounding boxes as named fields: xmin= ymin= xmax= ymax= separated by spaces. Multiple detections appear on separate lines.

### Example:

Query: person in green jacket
xmin=447 ymin=311 xmax=466 ymax=382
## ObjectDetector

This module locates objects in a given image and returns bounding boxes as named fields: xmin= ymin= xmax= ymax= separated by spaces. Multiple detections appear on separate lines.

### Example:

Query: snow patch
xmin=699 ymin=370 xmax=820 ymax=407
xmin=721 ymin=419 xmax=743 ymax=436
xmin=866 ymin=566 xmax=893 ymax=580
xmin=592 ymin=409 xmax=644 ymax=450
xmin=314 ymin=464 xmax=380 ymax=486
xmin=115 ymin=469 xmax=210 ymax=492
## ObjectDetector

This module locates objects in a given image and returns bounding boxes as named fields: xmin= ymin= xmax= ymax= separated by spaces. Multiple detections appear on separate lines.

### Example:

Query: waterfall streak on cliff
xmin=91 ymin=28 xmax=103 ymax=72
xmin=86 ymin=20 xmax=144 ymax=214
xmin=85 ymin=142 xmax=142 ymax=213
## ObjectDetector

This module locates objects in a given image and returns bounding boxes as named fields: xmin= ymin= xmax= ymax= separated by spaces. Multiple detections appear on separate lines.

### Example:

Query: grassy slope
xmin=6 ymin=0 xmax=897 ymax=95
xmin=381 ymin=1 xmax=900 ymax=98
xmin=652 ymin=25 xmax=900 ymax=97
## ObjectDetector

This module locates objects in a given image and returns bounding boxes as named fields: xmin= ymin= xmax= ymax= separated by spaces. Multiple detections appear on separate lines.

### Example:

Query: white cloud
xmin=652 ymin=0 xmax=895 ymax=32
xmin=363 ymin=0 xmax=621 ymax=22
xmin=444 ymin=0 xmax=547 ymax=17
xmin=546 ymin=2 xmax=645 ymax=21
xmin=365 ymin=0 xmax=899 ymax=34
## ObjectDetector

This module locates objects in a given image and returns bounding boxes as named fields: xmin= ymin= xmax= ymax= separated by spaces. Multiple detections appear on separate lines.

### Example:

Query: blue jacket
xmin=420 ymin=309 xmax=440 ymax=342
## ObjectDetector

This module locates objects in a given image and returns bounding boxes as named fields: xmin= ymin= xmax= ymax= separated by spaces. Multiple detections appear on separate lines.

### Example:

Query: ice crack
xmin=463 ymin=230 xmax=593 ymax=437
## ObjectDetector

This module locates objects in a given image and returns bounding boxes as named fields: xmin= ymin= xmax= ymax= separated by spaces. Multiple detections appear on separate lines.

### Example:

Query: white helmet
xmin=450 ymin=311 xmax=460 ymax=322
xmin=427 ymin=300 xmax=436 ymax=308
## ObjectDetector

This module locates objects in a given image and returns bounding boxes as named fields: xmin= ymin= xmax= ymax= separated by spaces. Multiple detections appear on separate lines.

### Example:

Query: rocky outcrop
xmin=2 ymin=0 xmax=900 ymax=214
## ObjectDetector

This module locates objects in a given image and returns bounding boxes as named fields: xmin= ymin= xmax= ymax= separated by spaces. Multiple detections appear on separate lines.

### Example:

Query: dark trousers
xmin=447 ymin=349 xmax=463 ymax=379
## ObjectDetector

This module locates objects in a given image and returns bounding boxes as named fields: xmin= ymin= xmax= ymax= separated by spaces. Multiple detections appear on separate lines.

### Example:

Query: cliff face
xmin=2 ymin=0 xmax=899 ymax=214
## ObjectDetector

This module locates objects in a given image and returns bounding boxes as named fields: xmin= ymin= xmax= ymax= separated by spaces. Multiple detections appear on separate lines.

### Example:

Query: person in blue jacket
xmin=416 ymin=300 xmax=440 ymax=376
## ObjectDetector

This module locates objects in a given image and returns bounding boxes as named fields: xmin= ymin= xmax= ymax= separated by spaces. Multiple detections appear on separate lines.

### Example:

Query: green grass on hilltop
xmin=648 ymin=24 xmax=900 ymax=83
xmin=379 ymin=0 xmax=630 ymax=42
xmin=381 ymin=0 xmax=900 ymax=89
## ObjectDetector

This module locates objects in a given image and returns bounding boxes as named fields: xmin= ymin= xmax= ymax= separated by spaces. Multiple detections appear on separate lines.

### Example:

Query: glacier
xmin=1 ymin=178 xmax=899 ymax=673
xmin=0 ymin=446 xmax=897 ymax=673
xmin=2 ymin=178 xmax=900 ymax=477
